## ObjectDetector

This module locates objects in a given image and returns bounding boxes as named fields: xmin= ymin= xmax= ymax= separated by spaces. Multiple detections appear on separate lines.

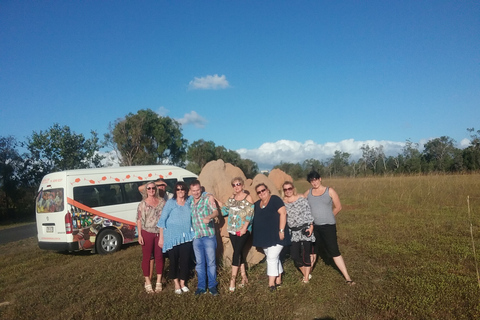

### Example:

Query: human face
xmin=146 ymin=183 xmax=157 ymax=195
xmin=256 ymin=186 xmax=269 ymax=200
xmin=190 ymin=184 xmax=202 ymax=200
xmin=175 ymin=185 xmax=187 ymax=198
xmin=309 ymin=178 xmax=321 ymax=189
xmin=283 ymin=184 xmax=294 ymax=195
xmin=232 ymin=181 xmax=243 ymax=192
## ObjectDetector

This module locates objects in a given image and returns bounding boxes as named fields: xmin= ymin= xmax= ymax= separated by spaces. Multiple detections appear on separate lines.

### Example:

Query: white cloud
xmin=188 ymin=74 xmax=230 ymax=90
xmin=156 ymin=106 xmax=169 ymax=116
xmin=176 ymin=111 xmax=208 ymax=128
xmin=460 ymin=138 xmax=471 ymax=148
xmin=237 ymin=139 xmax=406 ymax=171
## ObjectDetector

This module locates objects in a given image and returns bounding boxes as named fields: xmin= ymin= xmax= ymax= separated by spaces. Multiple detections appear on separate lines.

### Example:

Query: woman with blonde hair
xmin=282 ymin=181 xmax=315 ymax=283
xmin=137 ymin=181 xmax=165 ymax=293
xmin=217 ymin=177 xmax=254 ymax=292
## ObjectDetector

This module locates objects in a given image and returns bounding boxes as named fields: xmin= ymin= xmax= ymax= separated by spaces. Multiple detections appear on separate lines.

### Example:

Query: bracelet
xmin=279 ymin=229 xmax=284 ymax=233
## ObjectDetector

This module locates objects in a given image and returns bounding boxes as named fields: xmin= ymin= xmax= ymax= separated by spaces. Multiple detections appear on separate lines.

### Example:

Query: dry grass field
xmin=1 ymin=174 xmax=479 ymax=319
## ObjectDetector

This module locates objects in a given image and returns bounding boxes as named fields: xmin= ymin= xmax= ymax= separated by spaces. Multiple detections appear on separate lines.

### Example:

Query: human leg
xmin=321 ymin=224 xmax=354 ymax=283
xmin=179 ymin=242 xmax=193 ymax=284
xmin=263 ymin=244 xmax=284 ymax=288
xmin=193 ymin=238 xmax=207 ymax=291
xmin=141 ymin=230 xmax=155 ymax=292
xmin=203 ymin=235 xmax=218 ymax=290
xmin=154 ymin=235 xmax=164 ymax=291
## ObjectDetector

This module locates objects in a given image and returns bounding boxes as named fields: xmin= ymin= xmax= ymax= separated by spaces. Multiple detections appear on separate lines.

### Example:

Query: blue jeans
xmin=193 ymin=235 xmax=217 ymax=289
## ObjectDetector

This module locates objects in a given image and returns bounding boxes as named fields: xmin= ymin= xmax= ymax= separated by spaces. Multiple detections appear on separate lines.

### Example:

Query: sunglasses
xmin=176 ymin=188 xmax=186 ymax=191
xmin=256 ymin=188 xmax=267 ymax=195
xmin=156 ymin=184 xmax=167 ymax=188
xmin=283 ymin=187 xmax=293 ymax=192
xmin=146 ymin=187 xmax=156 ymax=190
xmin=232 ymin=183 xmax=242 ymax=187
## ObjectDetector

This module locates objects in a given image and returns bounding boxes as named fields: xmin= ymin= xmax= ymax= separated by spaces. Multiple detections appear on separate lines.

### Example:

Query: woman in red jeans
xmin=137 ymin=181 xmax=165 ymax=293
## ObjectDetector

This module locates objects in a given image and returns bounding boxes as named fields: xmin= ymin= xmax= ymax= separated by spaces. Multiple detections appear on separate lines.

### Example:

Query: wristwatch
xmin=279 ymin=229 xmax=284 ymax=233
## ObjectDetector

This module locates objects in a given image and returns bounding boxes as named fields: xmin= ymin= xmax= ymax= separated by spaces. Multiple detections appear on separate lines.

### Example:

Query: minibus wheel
xmin=96 ymin=229 xmax=121 ymax=254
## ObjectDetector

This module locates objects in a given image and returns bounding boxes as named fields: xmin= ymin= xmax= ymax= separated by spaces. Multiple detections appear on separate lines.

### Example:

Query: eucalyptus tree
xmin=27 ymin=123 xmax=104 ymax=173
xmin=105 ymin=109 xmax=187 ymax=166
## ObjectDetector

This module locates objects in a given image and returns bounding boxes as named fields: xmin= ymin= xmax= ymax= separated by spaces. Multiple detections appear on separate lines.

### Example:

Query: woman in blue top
xmin=217 ymin=177 xmax=254 ymax=292
xmin=157 ymin=181 xmax=195 ymax=294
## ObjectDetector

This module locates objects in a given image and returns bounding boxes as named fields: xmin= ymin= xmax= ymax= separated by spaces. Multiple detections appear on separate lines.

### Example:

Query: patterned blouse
xmin=285 ymin=197 xmax=315 ymax=242
xmin=137 ymin=199 xmax=165 ymax=234
xmin=221 ymin=197 xmax=254 ymax=234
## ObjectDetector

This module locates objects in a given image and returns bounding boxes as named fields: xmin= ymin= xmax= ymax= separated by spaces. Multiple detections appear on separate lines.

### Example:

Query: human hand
xmin=138 ymin=235 xmax=144 ymax=245
xmin=279 ymin=232 xmax=285 ymax=241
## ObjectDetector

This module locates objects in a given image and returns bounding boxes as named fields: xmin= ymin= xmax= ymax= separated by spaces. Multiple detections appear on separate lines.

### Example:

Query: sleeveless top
xmin=307 ymin=187 xmax=336 ymax=225
xmin=221 ymin=196 xmax=254 ymax=234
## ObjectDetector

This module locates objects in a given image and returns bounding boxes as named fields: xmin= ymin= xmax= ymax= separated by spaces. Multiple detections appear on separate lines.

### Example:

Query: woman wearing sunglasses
xmin=137 ymin=181 xmax=165 ymax=293
xmin=157 ymin=181 xmax=195 ymax=294
xmin=282 ymin=181 xmax=315 ymax=283
xmin=217 ymin=177 xmax=254 ymax=292
xmin=252 ymin=183 xmax=290 ymax=291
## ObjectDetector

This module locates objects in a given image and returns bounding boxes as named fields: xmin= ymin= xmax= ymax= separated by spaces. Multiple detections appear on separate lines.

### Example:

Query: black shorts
xmin=313 ymin=224 xmax=341 ymax=257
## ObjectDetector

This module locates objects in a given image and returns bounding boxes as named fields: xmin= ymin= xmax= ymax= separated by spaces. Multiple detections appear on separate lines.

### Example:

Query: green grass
xmin=1 ymin=174 xmax=479 ymax=319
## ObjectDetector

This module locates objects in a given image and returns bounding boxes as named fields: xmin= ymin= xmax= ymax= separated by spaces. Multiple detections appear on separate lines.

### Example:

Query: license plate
xmin=46 ymin=226 xmax=54 ymax=233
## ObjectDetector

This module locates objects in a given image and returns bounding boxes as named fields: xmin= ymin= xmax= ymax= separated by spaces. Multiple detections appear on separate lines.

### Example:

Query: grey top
xmin=307 ymin=187 xmax=336 ymax=225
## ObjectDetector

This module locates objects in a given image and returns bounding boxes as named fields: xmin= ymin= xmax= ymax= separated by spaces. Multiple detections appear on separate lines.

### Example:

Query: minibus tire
xmin=96 ymin=229 xmax=121 ymax=254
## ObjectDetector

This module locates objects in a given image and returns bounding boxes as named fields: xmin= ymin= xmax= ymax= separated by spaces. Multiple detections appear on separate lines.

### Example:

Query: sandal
xmin=155 ymin=282 xmax=162 ymax=293
xmin=144 ymin=284 xmax=154 ymax=294
xmin=346 ymin=280 xmax=356 ymax=286
xmin=229 ymin=278 xmax=236 ymax=292
xmin=239 ymin=273 xmax=248 ymax=288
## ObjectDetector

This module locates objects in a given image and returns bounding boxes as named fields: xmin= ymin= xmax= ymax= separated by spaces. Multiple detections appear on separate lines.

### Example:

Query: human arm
xmin=278 ymin=205 xmax=287 ymax=241
xmin=329 ymin=188 xmax=342 ymax=216
xmin=303 ymin=189 xmax=310 ymax=198
xmin=202 ymin=195 xmax=219 ymax=224
xmin=158 ymin=227 xmax=164 ymax=248
xmin=136 ymin=204 xmax=144 ymax=245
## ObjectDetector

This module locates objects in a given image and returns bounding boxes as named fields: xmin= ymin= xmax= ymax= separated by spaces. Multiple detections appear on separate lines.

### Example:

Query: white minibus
xmin=36 ymin=165 xmax=197 ymax=254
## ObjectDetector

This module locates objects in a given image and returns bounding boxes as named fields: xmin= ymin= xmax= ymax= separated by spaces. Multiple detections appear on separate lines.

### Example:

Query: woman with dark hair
xmin=217 ymin=177 xmax=254 ymax=292
xmin=304 ymin=171 xmax=355 ymax=285
xmin=137 ymin=181 xmax=165 ymax=293
xmin=282 ymin=181 xmax=315 ymax=283
xmin=252 ymin=183 xmax=290 ymax=291
xmin=157 ymin=181 xmax=195 ymax=294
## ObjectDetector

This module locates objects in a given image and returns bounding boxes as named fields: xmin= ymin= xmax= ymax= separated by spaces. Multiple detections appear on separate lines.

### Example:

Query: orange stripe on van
xmin=66 ymin=197 xmax=136 ymax=226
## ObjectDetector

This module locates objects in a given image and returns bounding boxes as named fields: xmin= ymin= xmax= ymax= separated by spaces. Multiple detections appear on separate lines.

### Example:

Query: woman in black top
xmin=252 ymin=183 xmax=290 ymax=291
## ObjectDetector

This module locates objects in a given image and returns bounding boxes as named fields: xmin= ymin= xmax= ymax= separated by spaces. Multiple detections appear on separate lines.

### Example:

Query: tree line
xmin=0 ymin=108 xmax=478 ymax=223
xmin=0 ymin=109 xmax=258 ymax=223
xmin=274 ymin=129 xmax=480 ymax=180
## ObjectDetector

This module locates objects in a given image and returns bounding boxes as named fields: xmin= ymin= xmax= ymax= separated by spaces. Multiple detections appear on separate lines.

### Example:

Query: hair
xmin=172 ymin=181 xmax=188 ymax=199
xmin=189 ymin=179 xmax=201 ymax=188
xmin=231 ymin=176 xmax=244 ymax=186
xmin=254 ymin=183 xmax=269 ymax=193
xmin=307 ymin=170 xmax=321 ymax=182
xmin=282 ymin=180 xmax=297 ymax=196
xmin=155 ymin=178 xmax=167 ymax=185
xmin=141 ymin=181 xmax=159 ymax=200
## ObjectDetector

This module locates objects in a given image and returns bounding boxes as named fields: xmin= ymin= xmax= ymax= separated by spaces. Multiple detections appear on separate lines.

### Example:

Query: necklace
xmin=260 ymin=196 xmax=270 ymax=209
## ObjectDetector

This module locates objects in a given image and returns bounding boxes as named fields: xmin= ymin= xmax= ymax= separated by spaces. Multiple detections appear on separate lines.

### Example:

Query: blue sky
xmin=1 ymin=1 xmax=479 ymax=170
